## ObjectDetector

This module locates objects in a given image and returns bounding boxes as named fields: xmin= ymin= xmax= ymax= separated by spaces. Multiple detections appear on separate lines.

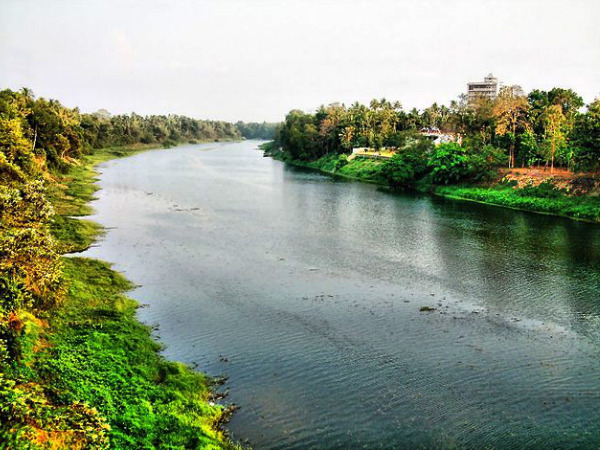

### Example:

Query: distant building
xmin=467 ymin=73 xmax=499 ymax=102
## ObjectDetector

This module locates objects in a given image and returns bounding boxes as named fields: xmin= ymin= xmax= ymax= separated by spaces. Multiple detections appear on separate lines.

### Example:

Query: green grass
xmin=34 ymin=257 xmax=234 ymax=450
xmin=337 ymin=157 xmax=386 ymax=182
xmin=51 ymin=215 xmax=104 ymax=254
xmin=435 ymin=185 xmax=600 ymax=222
xmin=49 ymin=145 xmax=162 ymax=216
xmin=270 ymin=151 xmax=387 ymax=185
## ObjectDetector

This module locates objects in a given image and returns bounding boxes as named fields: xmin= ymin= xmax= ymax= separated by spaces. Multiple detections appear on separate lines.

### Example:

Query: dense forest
xmin=274 ymin=87 xmax=600 ymax=185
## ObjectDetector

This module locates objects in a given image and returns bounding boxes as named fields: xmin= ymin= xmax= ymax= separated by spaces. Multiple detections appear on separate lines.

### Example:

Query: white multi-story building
xmin=467 ymin=73 xmax=499 ymax=102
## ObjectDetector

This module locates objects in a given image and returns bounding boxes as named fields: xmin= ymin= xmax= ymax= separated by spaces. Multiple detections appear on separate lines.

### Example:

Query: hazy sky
xmin=1 ymin=0 xmax=599 ymax=122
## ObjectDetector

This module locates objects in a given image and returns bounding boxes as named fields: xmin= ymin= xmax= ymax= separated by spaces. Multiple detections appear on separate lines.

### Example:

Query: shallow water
xmin=82 ymin=141 xmax=600 ymax=449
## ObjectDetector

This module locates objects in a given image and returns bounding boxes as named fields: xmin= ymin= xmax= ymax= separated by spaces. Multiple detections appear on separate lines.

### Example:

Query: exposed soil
xmin=498 ymin=167 xmax=600 ymax=196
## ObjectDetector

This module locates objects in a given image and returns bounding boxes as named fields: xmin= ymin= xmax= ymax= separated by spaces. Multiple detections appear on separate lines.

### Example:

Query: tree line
xmin=0 ymin=88 xmax=247 ymax=173
xmin=275 ymin=87 xmax=600 ymax=174
xmin=0 ymin=88 xmax=278 ymax=175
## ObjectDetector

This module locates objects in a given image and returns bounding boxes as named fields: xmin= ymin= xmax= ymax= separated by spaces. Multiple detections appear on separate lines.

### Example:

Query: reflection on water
xmin=83 ymin=141 xmax=600 ymax=450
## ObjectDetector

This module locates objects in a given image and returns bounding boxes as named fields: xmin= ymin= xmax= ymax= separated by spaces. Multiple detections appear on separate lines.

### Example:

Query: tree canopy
xmin=274 ymin=87 xmax=600 ymax=173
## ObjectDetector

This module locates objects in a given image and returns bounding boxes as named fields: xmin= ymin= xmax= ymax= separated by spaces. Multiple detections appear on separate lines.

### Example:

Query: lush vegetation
xmin=0 ymin=88 xmax=241 ymax=449
xmin=1 ymin=79 xmax=599 ymax=447
xmin=274 ymin=88 xmax=600 ymax=172
xmin=1 ymin=89 xmax=241 ymax=175
xmin=271 ymin=150 xmax=388 ymax=184
xmin=436 ymin=184 xmax=600 ymax=222
xmin=269 ymin=87 xmax=600 ymax=221
xmin=36 ymin=256 xmax=234 ymax=450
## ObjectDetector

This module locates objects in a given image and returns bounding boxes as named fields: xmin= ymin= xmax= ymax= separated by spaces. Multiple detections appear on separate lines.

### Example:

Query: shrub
xmin=515 ymin=180 xmax=565 ymax=199
xmin=334 ymin=154 xmax=348 ymax=170
xmin=381 ymin=142 xmax=430 ymax=186
xmin=428 ymin=143 xmax=471 ymax=184
xmin=429 ymin=143 xmax=504 ymax=185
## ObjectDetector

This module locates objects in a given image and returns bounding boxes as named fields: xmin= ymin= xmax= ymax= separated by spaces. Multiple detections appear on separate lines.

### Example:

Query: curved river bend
xmin=83 ymin=141 xmax=600 ymax=450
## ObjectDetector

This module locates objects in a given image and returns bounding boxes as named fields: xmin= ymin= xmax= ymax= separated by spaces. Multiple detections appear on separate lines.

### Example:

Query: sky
xmin=1 ymin=0 xmax=599 ymax=122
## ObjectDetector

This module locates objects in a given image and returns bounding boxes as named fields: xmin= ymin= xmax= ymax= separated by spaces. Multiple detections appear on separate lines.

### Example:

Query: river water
xmin=82 ymin=141 xmax=600 ymax=450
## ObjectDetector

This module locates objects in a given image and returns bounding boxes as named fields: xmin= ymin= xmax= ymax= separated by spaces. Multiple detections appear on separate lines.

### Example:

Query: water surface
xmin=83 ymin=141 xmax=600 ymax=449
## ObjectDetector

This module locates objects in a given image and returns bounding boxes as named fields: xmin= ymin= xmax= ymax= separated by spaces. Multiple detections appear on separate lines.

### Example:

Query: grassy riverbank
xmin=267 ymin=146 xmax=388 ymax=185
xmin=263 ymin=142 xmax=600 ymax=223
xmin=433 ymin=185 xmax=600 ymax=222
xmin=2 ymin=144 xmax=239 ymax=449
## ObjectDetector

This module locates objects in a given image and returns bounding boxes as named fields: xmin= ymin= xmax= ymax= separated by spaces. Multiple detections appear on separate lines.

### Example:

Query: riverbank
xmin=3 ymin=144 xmax=241 ymax=449
xmin=263 ymin=143 xmax=600 ymax=224
xmin=266 ymin=146 xmax=388 ymax=185
xmin=433 ymin=185 xmax=600 ymax=223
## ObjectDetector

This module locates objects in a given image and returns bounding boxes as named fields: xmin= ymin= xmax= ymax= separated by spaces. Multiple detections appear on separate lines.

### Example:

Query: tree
xmin=493 ymin=85 xmax=529 ymax=168
xmin=572 ymin=98 xmax=600 ymax=171
xmin=547 ymin=88 xmax=584 ymax=118
xmin=0 ymin=91 xmax=35 ymax=176
xmin=541 ymin=104 xmax=566 ymax=173
xmin=340 ymin=126 xmax=355 ymax=152
xmin=428 ymin=142 xmax=504 ymax=184
xmin=381 ymin=139 xmax=431 ymax=186
xmin=428 ymin=143 xmax=470 ymax=184
xmin=468 ymin=96 xmax=496 ymax=145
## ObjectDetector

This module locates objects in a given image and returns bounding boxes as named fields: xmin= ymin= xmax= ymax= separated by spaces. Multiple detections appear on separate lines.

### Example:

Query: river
xmin=82 ymin=140 xmax=600 ymax=450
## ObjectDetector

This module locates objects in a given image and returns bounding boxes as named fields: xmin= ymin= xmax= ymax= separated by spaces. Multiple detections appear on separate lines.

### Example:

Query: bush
xmin=381 ymin=141 xmax=430 ymax=186
xmin=428 ymin=143 xmax=471 ymax=184
xmin=468 ymin=144 xmax=506 ymax=182
xmin=429 ymin=143 xmax=504 ymax=185
xmin=515 ymin=181 xmax=565 ymax=199
xmin=436 ymin=185 xmax=600 ymax=222
xmin=334 ymin=154 xmax=348 ymax=170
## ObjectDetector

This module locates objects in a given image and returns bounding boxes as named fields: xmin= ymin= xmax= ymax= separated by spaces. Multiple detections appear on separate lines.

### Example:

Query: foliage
xmin=436 ymin=185 xmax=600 ymax=222
xmin=427 ymin=143 xmax=503 ymax=185
xmin=514 ymin=181 xmax=565 ymax=199
xmin=1 ymin=88 xmax=241 ymax=175
xmin=572 ymin=98 xmax=600 ymax=171
xmin=0 ymin=181 xmax=65 ymax=312
xmin=492 ymin=85 xmax=528 ymax=168
xmin=337 ymin=158 xmax=386 ymax=182
xmin=380 ymin=139 xmax=432 ymax=186
xmin=0 ymin=98 xmax=66 ymax=369
xmin=0 ymin=373 xmax=111 ymax=450
xmin=427 ymin=143 xmax=471 ymax=184
xmin=465 ymin=144 xmax=507 ymax=181
xmin=278 ymin=100 xmax=406 ymax=161
xmin=32 ymin=258 xmax=234 ymax=450
xmin=273 ymin=86 xmax=599 ymax=175
xmin=235 ymin=121 xmax=278 ymax=140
